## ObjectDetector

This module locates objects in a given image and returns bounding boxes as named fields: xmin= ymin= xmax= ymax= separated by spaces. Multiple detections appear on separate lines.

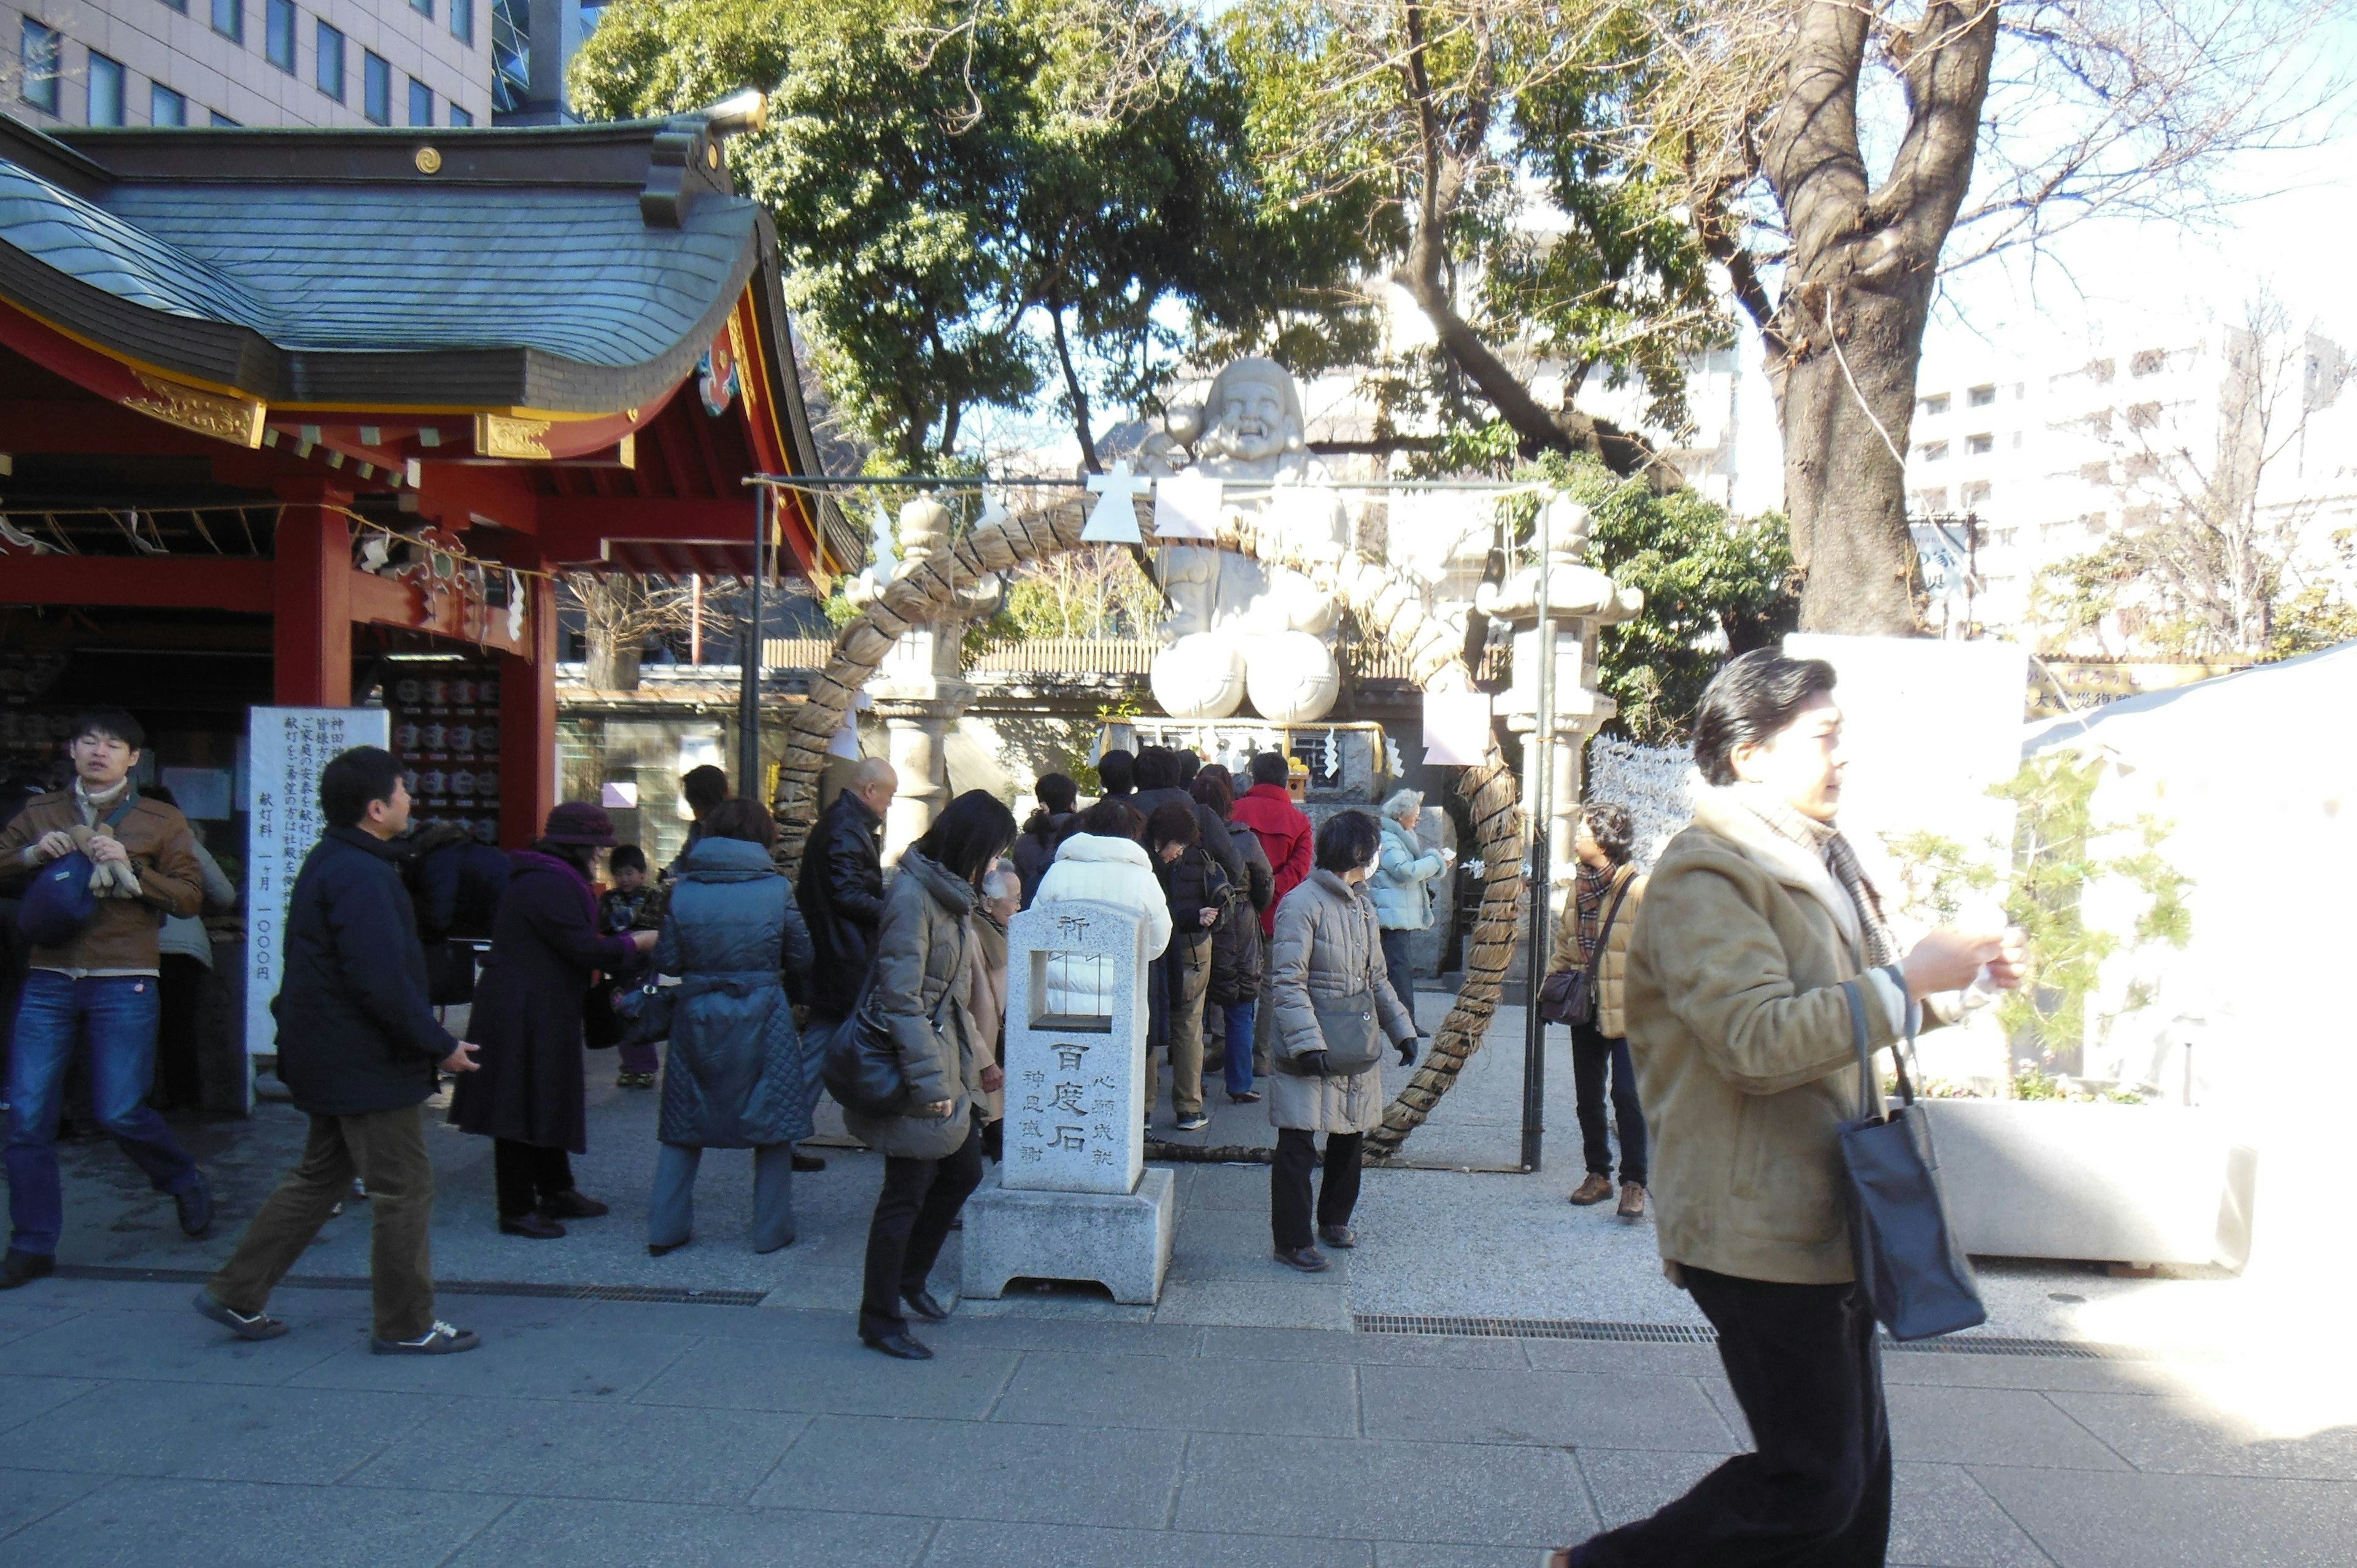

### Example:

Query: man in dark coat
xmin=404 ymin=819 xmax=510 ymax=1005
xmin=796 ymin=757 xmax=896 ymax=1028
xmin=449 ymin=803 xmax=652 ymax=1237
xmin=197 ymin=747 xmax=484 ymax=1355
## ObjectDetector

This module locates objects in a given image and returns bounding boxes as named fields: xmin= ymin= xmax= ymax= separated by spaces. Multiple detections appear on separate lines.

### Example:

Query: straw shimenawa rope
xmin=767 ymin=493 xmax=1530 ymax=1157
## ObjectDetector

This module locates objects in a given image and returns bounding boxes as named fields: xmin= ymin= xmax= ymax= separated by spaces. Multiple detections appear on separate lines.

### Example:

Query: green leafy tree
xmin=573 ymin=0 xmax=1368 ymax=469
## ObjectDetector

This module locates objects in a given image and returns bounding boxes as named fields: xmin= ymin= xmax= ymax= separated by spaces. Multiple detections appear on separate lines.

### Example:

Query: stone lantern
xmin=848 ymin=496 xmax=1003 ymax=861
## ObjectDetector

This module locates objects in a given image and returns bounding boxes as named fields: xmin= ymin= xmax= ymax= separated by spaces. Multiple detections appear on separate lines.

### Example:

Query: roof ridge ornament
xmin=643 ymin=90 xmax=767 ymax=228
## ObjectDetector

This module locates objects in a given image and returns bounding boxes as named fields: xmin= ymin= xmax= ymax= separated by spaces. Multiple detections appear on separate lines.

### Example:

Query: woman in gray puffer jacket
xmin=1266 ymin=810 xmax=1418 ymax=1273
xmin=645 ymin=800 xmax=816 ymax=1257
xmin=846 ymin=790 xmax=1016 ymax=1360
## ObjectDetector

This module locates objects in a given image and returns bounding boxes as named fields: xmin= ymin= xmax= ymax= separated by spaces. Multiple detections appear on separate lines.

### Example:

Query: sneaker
xmin=371 ymin=1320 xmax=481 ymax=1356
xmin=349 ymin=1178 xmax=370 ymax=1202
xmin=1173 ymin=1112 xmax=1210 ymax=1132
xmin=175 ymin=1171 xmax=216 ymax=1238
xmin=193 ymin=1289 xmax=288 ymax=1341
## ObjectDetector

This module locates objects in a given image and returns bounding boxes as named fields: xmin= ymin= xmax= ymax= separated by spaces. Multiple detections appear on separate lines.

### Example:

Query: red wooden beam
xmin=0 ymin=554 xmax=275 ymax=612
xmin=273 ymin=490 xmax=354 ymax=706
xmin=412 ymin=462 xmax=542 ymax=535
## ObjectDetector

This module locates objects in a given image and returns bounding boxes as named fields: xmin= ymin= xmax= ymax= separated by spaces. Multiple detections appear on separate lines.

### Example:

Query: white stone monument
xmin=961 ymin=900 xmax=1174 ymax=1303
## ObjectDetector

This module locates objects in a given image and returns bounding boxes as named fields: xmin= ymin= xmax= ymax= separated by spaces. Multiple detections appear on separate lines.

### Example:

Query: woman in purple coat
xmin=450 ymin=803 xmax=655 ymax=1237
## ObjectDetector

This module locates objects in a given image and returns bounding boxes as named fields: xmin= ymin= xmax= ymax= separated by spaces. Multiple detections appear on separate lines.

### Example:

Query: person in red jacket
xmin=1228 ymin=752 xmax=1312 ymax=1076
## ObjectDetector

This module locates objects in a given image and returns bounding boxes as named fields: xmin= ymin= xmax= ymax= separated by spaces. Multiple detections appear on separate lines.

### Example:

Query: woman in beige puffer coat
xmin=1265 ymin=811 xmax=1417 ymax=1272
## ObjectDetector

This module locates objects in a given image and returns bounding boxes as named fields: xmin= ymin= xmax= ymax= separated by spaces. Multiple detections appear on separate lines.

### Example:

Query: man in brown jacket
xmin=0 ymin=709 xmax=214 ymax=1290
xmin=1553 ymin=652 xmax=2022 ymax=1568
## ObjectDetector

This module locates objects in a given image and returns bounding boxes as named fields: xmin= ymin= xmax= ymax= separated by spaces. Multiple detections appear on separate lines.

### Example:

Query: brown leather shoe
xmin=1617 ymin=1181 xmax=1647 ymax=1220
xmin=1568 ymin=1173 xmax=1614 ymax=1206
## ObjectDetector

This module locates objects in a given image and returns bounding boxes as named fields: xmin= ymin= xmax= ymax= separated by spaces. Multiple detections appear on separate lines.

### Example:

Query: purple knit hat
xmin=541 ymin=801 xmax=619 ymax=847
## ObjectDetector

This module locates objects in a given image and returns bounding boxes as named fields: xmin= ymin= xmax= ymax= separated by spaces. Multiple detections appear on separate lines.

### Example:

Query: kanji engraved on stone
xmin=1055 ymin=1045 xmax=1088 ymax=1071
xmin=1051 ymin=1126 xmax=1087 ymax=1150
xmin=1048 ymin=1083 xmax=1088 ymax=1114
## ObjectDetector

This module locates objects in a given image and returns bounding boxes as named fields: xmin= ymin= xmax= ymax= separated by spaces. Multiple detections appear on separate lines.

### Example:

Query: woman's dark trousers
xmin=1270 ymin=1127 xmax=1363 ymax=1251
xmin=1379 ymin=928 xmax=1419 ymax=1032
xmin=493 ymin=1139 xmax=575 ymax=1218
xmin=1569 ymin=1022 xmax=1647 ymax=1184
xmin=859 ymin=1121 xmax=984 ymax=1340
xmin=1582 ymin=1266 xmax=1891 ymax=1567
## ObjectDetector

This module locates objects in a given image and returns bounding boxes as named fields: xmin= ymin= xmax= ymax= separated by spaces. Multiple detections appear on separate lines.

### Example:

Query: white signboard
xmin=1002 ymin=900 xmax=1149 ymax=1195
xmin=244 ymin=706 xmax=390 ymax=1065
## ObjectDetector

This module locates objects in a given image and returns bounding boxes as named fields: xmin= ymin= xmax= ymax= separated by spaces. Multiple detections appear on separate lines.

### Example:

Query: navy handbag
xmin=17 ymin=851 xmax=99 ymax=948
xmin=1837 ymin=978 xmax=1987 ymax=1342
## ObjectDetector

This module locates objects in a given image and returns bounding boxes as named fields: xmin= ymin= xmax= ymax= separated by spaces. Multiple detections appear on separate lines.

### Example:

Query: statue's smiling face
xmin=1213 ymin=378 xmax=1293 ymax=462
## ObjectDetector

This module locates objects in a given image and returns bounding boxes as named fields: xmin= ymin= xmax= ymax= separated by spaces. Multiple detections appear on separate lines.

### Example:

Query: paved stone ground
xmin=10 ymin=994 xmax=2354 ymax=1563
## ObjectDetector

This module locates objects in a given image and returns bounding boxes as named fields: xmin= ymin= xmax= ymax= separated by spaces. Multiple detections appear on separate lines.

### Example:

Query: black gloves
xmin=1297 ymin=1049 xmax=1331 ymax=1077
xmin=1397 ymin=1036 xmax=1419 ymax=1066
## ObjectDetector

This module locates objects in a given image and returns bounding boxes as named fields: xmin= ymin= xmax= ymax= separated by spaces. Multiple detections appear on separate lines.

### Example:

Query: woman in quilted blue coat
xmin=643 ymin=799 xmax=816 ymax=1257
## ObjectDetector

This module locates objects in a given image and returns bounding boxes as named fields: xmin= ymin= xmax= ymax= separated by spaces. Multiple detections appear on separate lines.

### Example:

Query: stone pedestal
xmin=961 ymin=1167 xmax=1176 ymax=1303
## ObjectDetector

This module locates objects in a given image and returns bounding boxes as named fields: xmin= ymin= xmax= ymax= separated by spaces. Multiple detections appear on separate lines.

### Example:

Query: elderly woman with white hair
xmin=1367 ymin=789 xmax=1453 ymax=1051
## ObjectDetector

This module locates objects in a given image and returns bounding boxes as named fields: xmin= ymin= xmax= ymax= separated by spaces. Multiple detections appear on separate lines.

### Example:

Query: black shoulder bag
xmin=1537 ymin=871 xmax=1633 ymax=1027
xmin=1837 ymin=978 xmax=1987 ymax=1341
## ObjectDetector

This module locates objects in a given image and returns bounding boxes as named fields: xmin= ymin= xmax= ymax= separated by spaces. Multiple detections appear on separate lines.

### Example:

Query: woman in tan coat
xmin=1550 ymin=651 xmax=2022 ymax=1568
xmin=845 ymin=791 xmax=1015 ymax=1361
xmin=1546 ymin=801 xmax=1648 ymax=1219
xmin=1264 ymin=811 xmax=1418 ymax=1273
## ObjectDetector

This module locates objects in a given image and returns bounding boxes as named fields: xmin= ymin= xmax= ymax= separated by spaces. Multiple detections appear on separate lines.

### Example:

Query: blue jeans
xmin=1221 ymin=1000 xmax=1256 ymax=1097
xmin=6 ymin=971 xmax=199 ymax=1256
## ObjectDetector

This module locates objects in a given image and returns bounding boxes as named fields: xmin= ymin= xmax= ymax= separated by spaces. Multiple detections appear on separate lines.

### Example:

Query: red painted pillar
xmin=272 ymin=486 xmax=354 ymax=707
xmin=498 ymin=554 xmax=557 ymax=849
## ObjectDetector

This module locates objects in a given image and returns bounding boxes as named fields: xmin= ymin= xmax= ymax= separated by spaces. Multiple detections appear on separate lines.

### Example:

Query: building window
xmin=150 ymin=83 xmax=188 ymax=126
xmin=449 ymin=104 xmax=473 ymax=126
xmin=265 ymin=0 xmax=296 ymax=72
xmin=1911 ymin=487 xmax=1949 ymax=514
xmin=2086 ymin=357 xmax=2116 ymax=384
xmin=317 ymin=22 xmax=344 ymax=100
xmin=451 ymin=0 xmax=474 ymax=45
xmin=408 ymin=76 xmax=432 ymax=126
xmin=1918 ymin=441 xmax=1948 ymax=463
xmin=1966 ymin=433 xmax=1992 ymax=456
xmin=1967 ymin=384 xmax=1996 ymax=407
xmin=18 ymin=20 xmax=61 ymax=115
xmin=2123 ymin=452 xmax=2160 ymax=482
xmin=1961 ymin=481 xmax=1992 ymax=508
xmin=412 ymin=0 xmax=433 ymax=17
xmin=158 ymin=0 xmax=188 ymax=14
xmin=88 ymin=52 xmax=125 ymax=125
xmin=212 ymin=0 xmax=243 ymax=43
xmin=364 ymin=50 xmax=391 ymax=123
xmin=2131 ymin=349 xmax=2166 ymax=378
xmin=209 ymin=108 xmax=239 ymax=125
xmin=2079 ymin=461 xmax=2111 ymax=486
xmin=1918 ymin=393 xmax=1950 ymax=419
xmin=492 ymin=0 xmax=528 ymax=112
xmin=2126 ymin=401 xmax=2161 ymax=431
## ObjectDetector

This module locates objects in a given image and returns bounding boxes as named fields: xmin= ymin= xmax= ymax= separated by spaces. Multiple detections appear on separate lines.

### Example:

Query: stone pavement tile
xmin=956 ymin=1289 xmax=1155 ymax=1323
xmin=1886 ymin=1464 xmax=2052 ymax=1568
xmin=347 ymin=1397 xmax=813 ymax=1505
xmin=992 ymin=1348 xmax=1357 ymax=1437
xmin=635 ymin=1335 xmax=1020 ymax=1421
xmin=2046 ymin=1391 xmax=2357 ymax=1480
xmin=1156 ymin=1276 xmax=1353 ymax=1331
xmin=0 ymin=1374 xmax=100 ymax=1435
xmin=0 ymin=1467 xmax=110 ymax=1536
xmin=1881 ymin=1350 xmax=2174 ymax=1396
xmin=1167 ymin=1204 xmax=1294 ymax=1280
xmin=567 ymin=1300 xmax=840 ymax=1340
xmin=1360 ymin=1366 xmax=1737 ymax=1453
xmin=1373 ymin=1545 xmax=1567 ymax=1568
xmin=1519 ymin=1339 xmax=1725 ymax=1378
xmin=444 ymin=1497 xmax=932 ymax=1567
xmin=937 ymin=1315 xmax=1202 ymax=1358
xmin=1972 ymin=1465 xmax=2357 ymax=1568
xmin=0 ymin=1380 xmax=435 ymax=1483
xmin=749 ymin=1262 xmax=870 ymax=1313
xmin=1 ymin=1475 xmax=511 ymax=1566
xmin=1177 ymin=1433 xmax=1595 ymax=1548
xmin=1575 ymin=1445 xmax=1721 ymax=1525
xmin=0 ymin=1294 xmax=87 ymax=1350
xmin=752 ymin=1413 xmax=1186 ymax=1529
xmin=0 ymin=1305 xmax=351 ymax=1386
xmin=1178 ymin=1163 xmax=1279 ymax=1213
xmin=290 ymin=1324 xmax=694 ymax=1402
xmin=1201 ymin=1327 xmax=1527 ymax=1370
xmin=925 ymin=1518 xmax=1374 ymax=1567
xmin=1884 ymin=1384 xmax=2131 ymax=1470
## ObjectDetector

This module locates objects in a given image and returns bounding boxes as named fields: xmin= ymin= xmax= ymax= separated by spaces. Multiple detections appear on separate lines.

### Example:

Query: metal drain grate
xmin=1352 ymin=1313 xmax=2158 ymax=1361
xmin=55 ymin=1264 xmax=763 ymax=1308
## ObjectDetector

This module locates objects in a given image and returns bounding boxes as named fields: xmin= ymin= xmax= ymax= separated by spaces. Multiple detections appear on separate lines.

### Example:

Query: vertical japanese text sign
xmin=244 ymin=707 xmax=390 ymax=1062
xmin=1001 ymin=900 xmax=1150 ymax=1195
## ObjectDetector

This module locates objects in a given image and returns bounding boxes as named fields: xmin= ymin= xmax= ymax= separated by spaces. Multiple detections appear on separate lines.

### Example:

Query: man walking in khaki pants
xmin=196 ymin=746 xmax=484 ymax=1355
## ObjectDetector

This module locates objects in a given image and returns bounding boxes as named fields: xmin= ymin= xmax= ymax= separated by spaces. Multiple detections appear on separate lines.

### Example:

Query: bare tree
xmin=2034 ymin=295 xmax=2356 ymax=658
xmin=562 ymin=574 xmax=702 ymax=690
xmin=1639 ymin=0 xmax=2344 ymax=633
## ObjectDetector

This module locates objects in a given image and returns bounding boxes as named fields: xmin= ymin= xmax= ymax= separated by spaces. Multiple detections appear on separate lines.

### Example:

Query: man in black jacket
xmin=196 ymin=747 xmax=483 ymax=1356
xmin=1130 ymin=749 xmax=1243 ymax=1130
xmin=797 ymin=757 xmax=896 ymax=1027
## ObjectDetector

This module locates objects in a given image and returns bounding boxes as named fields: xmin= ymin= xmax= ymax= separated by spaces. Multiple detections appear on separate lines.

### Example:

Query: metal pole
xmin=1520 ymin=497 xmax=1555 ymax=1172
xmin=738 ymin=487 xmax=764 ymax=802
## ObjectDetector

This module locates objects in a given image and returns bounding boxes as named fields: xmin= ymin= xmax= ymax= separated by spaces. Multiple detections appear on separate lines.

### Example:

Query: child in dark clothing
xmin=590 ymin=847 xmax=661 ymax=1087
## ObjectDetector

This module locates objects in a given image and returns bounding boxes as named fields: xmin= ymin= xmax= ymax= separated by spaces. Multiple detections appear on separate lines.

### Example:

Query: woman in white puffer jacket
xmin=1029 ymin=800 xmax=1172 ymax=1017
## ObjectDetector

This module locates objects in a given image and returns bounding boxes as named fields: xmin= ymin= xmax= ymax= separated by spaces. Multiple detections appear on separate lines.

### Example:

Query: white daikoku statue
xmin=1142 ymin=357 xmax=1347 ymax=724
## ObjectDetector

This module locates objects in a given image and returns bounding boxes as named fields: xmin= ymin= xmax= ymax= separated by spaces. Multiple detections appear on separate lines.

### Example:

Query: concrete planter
xmin=1922 ymin=1099 xmax=2258 ymax=1270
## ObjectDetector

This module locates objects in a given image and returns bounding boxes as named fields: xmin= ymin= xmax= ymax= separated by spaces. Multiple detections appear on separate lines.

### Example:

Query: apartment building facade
xmin=10 ymin=0 xmax=490 ymax=130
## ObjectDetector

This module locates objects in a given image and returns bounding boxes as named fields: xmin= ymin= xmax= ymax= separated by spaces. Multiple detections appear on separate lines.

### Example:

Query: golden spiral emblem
xmin=414 ymin=146 xmax=443 ymax=175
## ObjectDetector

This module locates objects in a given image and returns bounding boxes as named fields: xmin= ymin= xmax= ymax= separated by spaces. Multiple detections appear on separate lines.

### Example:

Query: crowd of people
xmin=1 ymin=654 xmax=2031 ymax=1565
